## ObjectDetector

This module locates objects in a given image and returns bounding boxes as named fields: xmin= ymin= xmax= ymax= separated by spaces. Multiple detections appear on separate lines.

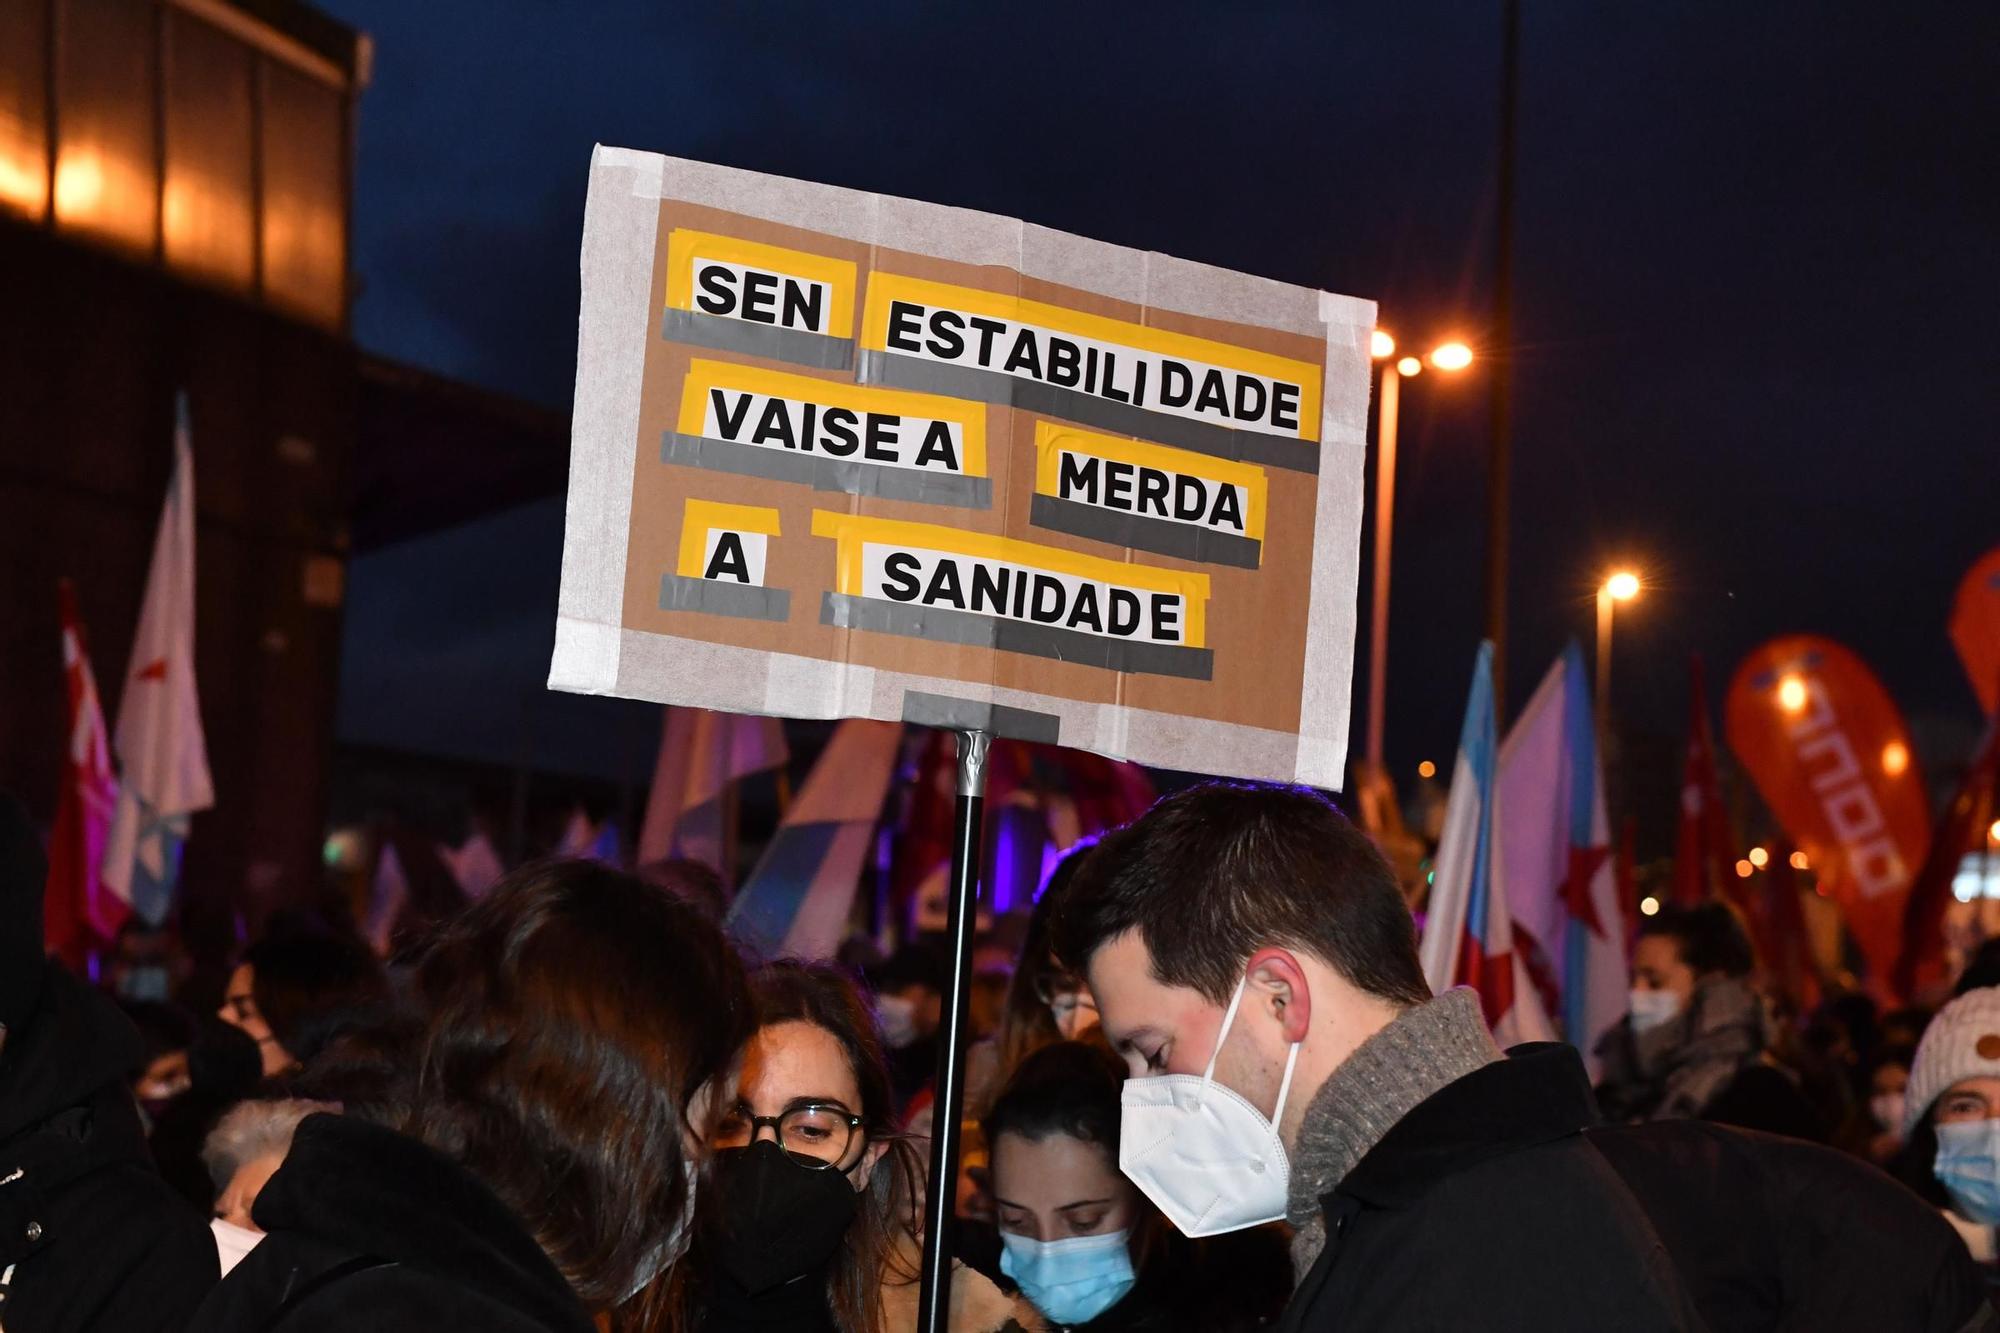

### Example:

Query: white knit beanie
xmin=1905 ymin=987 xmax=2000 ymax=1138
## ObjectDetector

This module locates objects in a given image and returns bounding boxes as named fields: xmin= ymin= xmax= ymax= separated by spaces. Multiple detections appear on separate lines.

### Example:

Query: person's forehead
xmin=738 ymin=1020 xmax=860 ymax=1110
xmin=1947 ymin=1075 xmax=2000 ymax=1101
xmin=990 ymin=1130 xmax=1120 ymax=1200
xmin=1633 ymin=936 xmax=1683 ymax=967
xmin=1087 ymin=932 xmax=1207 ymax=1038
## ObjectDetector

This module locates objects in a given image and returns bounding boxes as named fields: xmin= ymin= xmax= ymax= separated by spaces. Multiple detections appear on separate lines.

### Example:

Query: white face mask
xmin=1628 ymin=988 xmax=1685 ymax=1035
xmin=876 ymin=994 xmax=919 ymax=1050
xmin=1118 ymin=974 xmax=1300 ymax=1237
xmin=211 ymin=1217 xmax=264 ymax=1277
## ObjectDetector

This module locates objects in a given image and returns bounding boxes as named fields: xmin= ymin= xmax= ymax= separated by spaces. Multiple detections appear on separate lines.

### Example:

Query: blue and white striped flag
xmin=102 ymin=396 xmax=213 ymax=924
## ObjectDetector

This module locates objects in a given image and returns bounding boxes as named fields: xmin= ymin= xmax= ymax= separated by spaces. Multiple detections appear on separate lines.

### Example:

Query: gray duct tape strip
xmin=822 ymin=592 xmax=1214 ymax=681
xmin=856 ymin=350 xmax=1320 ymax=476
xmin=661 ymin=309 xmax=854 ymax=370
xmin=900 ymin=691 xmax=1062 ymax=744
xmin=1028 ymin=494 xmax=1262 ymax=569
xmin=662 ymin=433 xmax=992 ymax=509
xmin=660 ymin=574 xmax=792 ymax=621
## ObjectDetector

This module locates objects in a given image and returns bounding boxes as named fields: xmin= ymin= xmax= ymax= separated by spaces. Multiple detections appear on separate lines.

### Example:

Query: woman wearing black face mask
xmin=659 ymin=961 xmax=1039 ymax=1333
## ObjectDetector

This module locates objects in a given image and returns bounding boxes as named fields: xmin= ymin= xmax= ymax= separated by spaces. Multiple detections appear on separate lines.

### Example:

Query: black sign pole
xmin=914 ymin=728 xmax=991 ymax=1333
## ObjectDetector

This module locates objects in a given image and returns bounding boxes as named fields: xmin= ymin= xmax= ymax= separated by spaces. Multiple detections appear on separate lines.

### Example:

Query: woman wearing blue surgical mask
xmin=983 ymin=1041 xmax=1290 ymax=1332
xmin=1894 ymin=986 xmax=2000 ymax=1270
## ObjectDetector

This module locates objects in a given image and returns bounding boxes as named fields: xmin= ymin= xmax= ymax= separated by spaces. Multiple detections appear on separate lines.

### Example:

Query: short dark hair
xmin=872 ymin=941 xmax=947 ymax=997
xmin=244 ymin=919 xmax=390 ymax=1064
xmin=1638 ymin=901 xmax=1755 ymax=979
xmin=1050 ymin=781 xmax=1429 ymax=1007
xmin=983 ymin=1039 xmax=1125 ymax=1162
xmin=400 ymin=859 xmax=753 ymax=1309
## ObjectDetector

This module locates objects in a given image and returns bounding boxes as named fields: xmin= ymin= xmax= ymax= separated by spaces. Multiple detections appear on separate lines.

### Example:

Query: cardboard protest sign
xmin=552 ymin=148 xmax=1375 ymax=786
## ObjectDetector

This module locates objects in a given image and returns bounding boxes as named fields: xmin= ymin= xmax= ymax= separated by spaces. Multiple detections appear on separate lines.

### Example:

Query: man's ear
xmin=1245 ymin=947 xmax=1312 ymax=1044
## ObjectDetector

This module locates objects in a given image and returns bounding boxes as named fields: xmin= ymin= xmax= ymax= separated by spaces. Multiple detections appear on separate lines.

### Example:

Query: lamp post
xmin=1364 ymin=332 xmax=1475 ymax=769
xmin=1595 ymin=569 xmax=1641 ymax=740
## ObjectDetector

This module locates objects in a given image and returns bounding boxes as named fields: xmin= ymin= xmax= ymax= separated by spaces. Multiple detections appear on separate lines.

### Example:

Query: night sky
xmin=323 ymin=1 xmax=2000 ymax=807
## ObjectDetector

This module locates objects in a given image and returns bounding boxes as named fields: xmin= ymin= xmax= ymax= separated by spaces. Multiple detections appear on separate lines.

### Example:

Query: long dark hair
xmin=664 ymin=960 xmax=922 ymax=1333
xmin=398 ymin=859 xmax=753 ymax=1312
xmin=994 ymin=846 xmax=1091 ymax=1084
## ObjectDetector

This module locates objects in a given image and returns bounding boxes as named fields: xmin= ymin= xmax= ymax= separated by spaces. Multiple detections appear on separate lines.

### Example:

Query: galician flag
xmin=638 ymin=707 xmax=789 ymax=881
xmin=729 ymin=720 xmax=902 ymax=960
xmin=1420 ymin=642 xmax=1556 ymax=1048
xmin=102 ymin=396 xmax=213 ymax=924
xmin=1497 ymin=643 xmax=1627 ymax=1074
xmin=43 ymin=579 xmax=123 ymax=966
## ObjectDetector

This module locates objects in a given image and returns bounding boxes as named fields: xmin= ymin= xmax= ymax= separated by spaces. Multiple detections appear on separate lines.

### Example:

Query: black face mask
xmin=706 ymin=1140 xmax=862 ymax=1295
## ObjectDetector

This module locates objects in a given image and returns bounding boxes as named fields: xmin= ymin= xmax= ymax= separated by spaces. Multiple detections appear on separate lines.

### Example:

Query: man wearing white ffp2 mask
xmin=1051 ymin=782 xmax=1704 ymax=1332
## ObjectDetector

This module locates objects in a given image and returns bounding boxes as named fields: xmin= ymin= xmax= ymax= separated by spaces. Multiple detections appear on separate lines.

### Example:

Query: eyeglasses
xmin=1034 ymin=973 xmax=1097 ymax=1025
xmin=1050 ymin=991 xmax=1099 ymax=1024
xmin=712 ymin=1102 xmax=866 ymax=1169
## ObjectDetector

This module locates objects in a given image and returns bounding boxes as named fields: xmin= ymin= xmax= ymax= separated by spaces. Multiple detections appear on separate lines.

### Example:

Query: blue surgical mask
xmin=1936 ymin=1119 xmax=2000 ymax=1225
xmin=1000 ymin=1229 xmax=1135 ymax=1326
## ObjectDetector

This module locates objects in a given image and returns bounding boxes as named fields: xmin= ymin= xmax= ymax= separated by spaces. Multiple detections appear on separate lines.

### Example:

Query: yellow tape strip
xmin=677 ymin=358 xmax=988 ymax=478
xmin=677 ymin=499 xmax=781 ymax=578
xmin=1032 ymin=421 xmax=1268 ymax=542
xmin=859 ymin=271 xmax=1320 ymax=440
xmin=810 ymin=509 xmax=1209 ymax=648
xmin=664 ymin=229 xmax=857 ymax=339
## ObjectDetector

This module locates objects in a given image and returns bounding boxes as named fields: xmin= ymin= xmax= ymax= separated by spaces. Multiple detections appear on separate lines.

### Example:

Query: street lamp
xmin=1595 ymin=568 xmax=1641 ymax=738
xmin=1366 ymin=330 xmax=1475 ymax=769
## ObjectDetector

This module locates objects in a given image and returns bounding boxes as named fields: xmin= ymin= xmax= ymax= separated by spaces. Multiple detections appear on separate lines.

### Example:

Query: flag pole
xmin=916 ymin=728 xmax=991 ymax=1333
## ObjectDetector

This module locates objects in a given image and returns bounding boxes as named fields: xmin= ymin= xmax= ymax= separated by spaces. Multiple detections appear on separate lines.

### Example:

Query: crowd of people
xmin=4 ymin=781 xmax=2000 ymax=1331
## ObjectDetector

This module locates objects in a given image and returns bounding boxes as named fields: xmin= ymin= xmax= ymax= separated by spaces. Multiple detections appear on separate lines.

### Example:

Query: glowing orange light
xmin=0 ymin=149 xmax=47 ymax=216
xmin=1371 ymin=330 xmax=1396 ymax=359
xmin=1429 ymin=341 xmax=1474 ymax=372
xmin=52 ymin=151 xmax=105 ymax=218
xmin=1639 ymin=896 xmax=1661 ymax=917
xmin=1881 ymin=741 xmax=1909 ymax=777
xmin=1605 ymin=571 xmax=1641 ymax=602
xmin=1748 ymin=846 xmax=1769 ymax=868
xmin=1395 ymin=355 xmax=1422 ymax=378
xmin=1789 ymin=851 xmax=1809 ymax=871
xmin=1735 ymin=859 xmax=1755 ymax=879
xmin=1776 ymin=675 xmax=1808 ymax=714
xmin=1417 ymin=760 xmax=1437 ymax=779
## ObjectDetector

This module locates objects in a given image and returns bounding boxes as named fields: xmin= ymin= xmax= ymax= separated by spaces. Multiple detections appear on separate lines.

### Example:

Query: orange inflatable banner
xmin=1952 ymin=547 xmax=2000 ymax=716
xmin=1725 ymin=636 xmax=1930 ymax=990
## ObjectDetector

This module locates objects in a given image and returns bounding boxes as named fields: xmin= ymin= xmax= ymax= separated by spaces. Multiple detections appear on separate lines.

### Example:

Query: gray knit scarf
xmin=1283 ymin=987 xmax=1502 ymax=1278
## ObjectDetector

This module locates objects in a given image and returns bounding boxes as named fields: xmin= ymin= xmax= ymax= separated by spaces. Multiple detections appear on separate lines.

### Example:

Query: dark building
xmin=0 ymin=0 xmax=367 ymax=971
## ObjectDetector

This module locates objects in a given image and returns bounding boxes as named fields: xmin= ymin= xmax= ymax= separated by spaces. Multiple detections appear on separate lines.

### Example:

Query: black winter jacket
xmin=1590 ymin=1118 xmax=1994 ymax=1333
xmin=0 ymin=965 xmax=218 ymax=1333
xmin=1279 ymin=1042 xmax=1702 ymax=1332
xmin=187 ymin=1113 xmax=595 ymax=1333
